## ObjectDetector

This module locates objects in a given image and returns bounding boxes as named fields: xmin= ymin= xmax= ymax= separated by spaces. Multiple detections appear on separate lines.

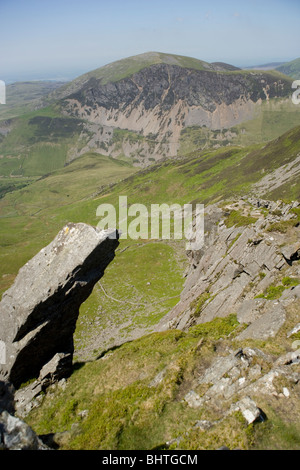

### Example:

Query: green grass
xmin=267 ymin=219 xmax=300 ymax=233
xmin=74 ymin=238 xmax=186 ymax=358
xmin=282 ymin=276 xmax=300 ymax=287
xmin=266 ymin=206 xmax=300 ymax=232
xmin=0 ymin=110 xmax=87 ymax=177
xmin=251 ymin=406 xmax=300 ymax=450
xmin=0 ymin=178 xmax=36 ymax=198
xmin=255 ymin=277 xmax=300 ymax=300
xmin=27 ymin=312 xmax=300 ymax=450
xmin=190 ymin=292 xmax=211 ymax=318
xmin=0 ymin=152 xmax=137 ymax=297
xmin=276 ymin=57 xmax=300 ymax=79
xmin=26 ymin=315 xmax=241 ymax=450
xmin=0 ymin=82 xmax=66 ymax=120
xmin=224 ymin=210 xmax=258 ymax=228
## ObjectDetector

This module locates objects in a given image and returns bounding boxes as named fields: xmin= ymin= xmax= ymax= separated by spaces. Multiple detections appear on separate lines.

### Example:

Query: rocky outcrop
xmin=157 ymin=198 xmax=300 ymax=333
xmin=0 ymin=223 xmax=119 ymax=389
xmin=183 ymin=344 xmax=300 ymax=419
xmin=150 ymin=197 xmax=300 ymax=448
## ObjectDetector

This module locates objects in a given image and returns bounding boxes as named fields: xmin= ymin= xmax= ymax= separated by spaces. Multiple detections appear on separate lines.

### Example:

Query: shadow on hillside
xmin=95 ymin=341 xmax=134 ymax=361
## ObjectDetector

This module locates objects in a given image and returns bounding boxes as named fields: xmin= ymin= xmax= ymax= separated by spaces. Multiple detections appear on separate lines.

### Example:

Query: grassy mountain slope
xmin=26 ymin=311 xmax=300 ymax=450
xmin=1 ymin=53 xmax=300 ymax=451
xmin=276 ymin=58 xmax=300 ymax=79
xmin=1 ymin=122 xmax=300 ymax=450
xmin=1 ymin=124 xmax=300 ymax=339
xmin=0 ymin=81 xmax=66 ymax=120
xmin=0 ymin=109 xmax=84 ymax=178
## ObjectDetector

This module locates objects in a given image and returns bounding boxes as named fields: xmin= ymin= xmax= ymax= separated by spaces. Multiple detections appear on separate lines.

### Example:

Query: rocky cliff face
xmin=60 ymin=64 xmax=291 ymax=165
xmin=153 ymin=198 xmax=300 ymax=446
xmin=0 ymin=223 xmax=119 ymax=389
xmin=157 ymin=198 xmax=300 ymax=333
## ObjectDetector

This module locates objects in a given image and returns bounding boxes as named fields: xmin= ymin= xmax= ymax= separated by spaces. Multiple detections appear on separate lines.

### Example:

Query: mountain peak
xmin=49 ymin=51 xmax=241 ymax=103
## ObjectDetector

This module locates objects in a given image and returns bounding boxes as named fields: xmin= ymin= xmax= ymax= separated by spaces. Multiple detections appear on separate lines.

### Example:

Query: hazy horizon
xmin=1 ymin=0 xmax=299 ymax=83
xmin=2 ymin=55 xmax=296 ymax=85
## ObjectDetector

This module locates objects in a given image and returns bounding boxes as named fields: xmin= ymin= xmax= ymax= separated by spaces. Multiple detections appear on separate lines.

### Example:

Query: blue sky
xmin=1 ymin=0 xmax=300 ymax=82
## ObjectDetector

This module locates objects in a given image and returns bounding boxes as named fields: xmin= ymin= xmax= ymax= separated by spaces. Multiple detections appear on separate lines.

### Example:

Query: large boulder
xmin=0 ymin=223 xmax=119 ymax=388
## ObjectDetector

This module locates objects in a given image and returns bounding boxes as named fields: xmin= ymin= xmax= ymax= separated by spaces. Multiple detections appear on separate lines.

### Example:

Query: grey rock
xmin=38 ymin=352 xmax=73 ymax=386
xmin=236 ymin=302 xmax=286 ymax=340
xmin=237 ymin=298 xmax=267 ymax=324
xmin=292 ymin=285 xmax=300 ymax=299
xmin=281 ymin=244 xmax=300 ymax=263
xmin=233 ymin=397 xmax=265 ymax=424
xmin=0 ymin=410 xmax=47 ymax=450
xmin=193 ymin=420 xmax=214 ymax=431
xmin=198 ymin=349 xmax=249 ymax=386
xmin=0 ymin=223 xmax=119 ymax=388
xmin=274 ymin=348 xmax=300 ymax=367
xmin=56 ymin=61 xmax=291 ymax=165
xmin=247 ymin=364 xmax=262 ymax=381
xmin=148 ymin=368 xmax=167 ymax=388
xmin=287 ymin=322 xmax=300 ymax=338
xmin=156 ymin=198 xmax=297 ymax=331
xmin=184 ymin=390 xmax=204 ymax=408
xmin=242 ymin=347 xmax=273 ymax=364
xmin=14 ymin=381 xmax=43 ymax=418
xmin=14 ymin=355 xmax=73 ymax=419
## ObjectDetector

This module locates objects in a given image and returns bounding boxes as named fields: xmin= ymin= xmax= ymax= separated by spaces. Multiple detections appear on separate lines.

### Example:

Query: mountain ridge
xmin=48 ymin=51 xmax=242 ymax=102
xmin=53 ymin=52 xmax=294 ymax=165
xmin=276 ymin=57 xmax=300 ymax=79
xmin=1 ymin=51 xmax=298 ymax=176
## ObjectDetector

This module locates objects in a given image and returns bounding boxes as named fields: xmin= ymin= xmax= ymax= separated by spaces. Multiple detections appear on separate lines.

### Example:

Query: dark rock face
xmin=56 ymin=62 xmax=293 ymax=167
xmin=0 ymin=223 xmax=119 ymax=388
xmin=60 ymin=63 xmax=292 ymax=166
xmin=0 ymin=381 xmax=15 ymax=414
xmin=67 ymin=64 xmax=291 ymax=114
